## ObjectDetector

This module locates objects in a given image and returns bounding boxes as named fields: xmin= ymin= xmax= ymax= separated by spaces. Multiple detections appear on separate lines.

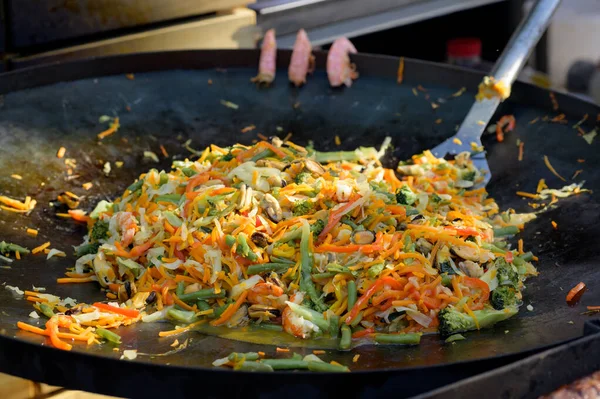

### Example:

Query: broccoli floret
xmin=438 ymin=261 xmax=456 ymax=275
xmin=490 ymin=286 xmax=520 ymax=310
xmin=292 ymin=200 xmax=315 ymax=216
xmin=221 ymin=150 xmax=234 ymax=162
xmin=90 ymin=221 xmax=109 ymax=242
xmin=438 ymin=306 xmax=518 ymax=337
xmin=495 ymin=257 xmax=519 ymax=288
xmin=75 ymin=243 xmax=100 ymax=257
xmin=310 ymin=219 xmax=325 ymax=237
xmin=396 ymin=185 xmax=417 ymax=205
xmin=295 ymin=172 xmax=311 ymax=185
xmin=461 ymin=170 xmax=476 ymax=181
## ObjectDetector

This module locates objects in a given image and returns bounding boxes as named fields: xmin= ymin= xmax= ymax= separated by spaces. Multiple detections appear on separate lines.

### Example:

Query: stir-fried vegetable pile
xmin=22 ymin=138 xmax=539 ymax=351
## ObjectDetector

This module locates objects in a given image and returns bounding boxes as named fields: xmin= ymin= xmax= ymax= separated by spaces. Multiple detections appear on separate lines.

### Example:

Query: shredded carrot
xmin=15 ymin=251 xmax=20 ymax=260
xmin=57 ymin=276 xmax=97 ymax=284
xmin=240 ymin=125 xmax=256 ymax=133
xmin=82 ymin=182 xmax=93 ymax=190
xmin=160 ymin=145 xmax=169 ymax=158
xmin=276 ymin=347 xmax=290 ymax=353
xmin=158 ymin=320 xmax=206 ymax=337
xmin=93 ymin=302 xmax=140 ymax=318
xmin=397 ymin=57 xmax=405 ymax=84
xmin=518 ymin=239 xmax=524 ymax=254
xmin=551 ymin=221 xmax=558 ymax=230
xmin=353 ymin=354 xmax=360 ymax=363
xmin=258 ymin=351 xmax=265 ymax=357
xmin=463 ymin=303 xmax=479 ymax=330
xmin=172 ymin=294 xmax=195 ymax=311
xmin=313 ymin=350 xmax=326 ymax=355
xmin=210 ymin=290 xmax=248 ymax=326
xmin=32 ymin=241 xmax=50 ymax=254
xmin=549 ymin=92 xmax=558 ymax=111
xmin=97 ymin=117 xmax=120 ymax=140
xmin=518 ymin=142 xmax=524 ymax=161
xmin=516 ymin=191 xmax=538 ymax=199
xmin=26 ymin=228 xmax=38 ymax=237
xmin=543 ymin=155 xmax=566 ymax=182
xmin=566 ymin=282 xmax=586 ymax=305
xmin=57 ymin=147 xmax=66 ymax=158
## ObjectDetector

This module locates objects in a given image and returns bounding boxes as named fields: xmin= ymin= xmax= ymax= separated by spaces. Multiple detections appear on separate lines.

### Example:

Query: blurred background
xmin=0 ymin=0 xmax=599 ymax=102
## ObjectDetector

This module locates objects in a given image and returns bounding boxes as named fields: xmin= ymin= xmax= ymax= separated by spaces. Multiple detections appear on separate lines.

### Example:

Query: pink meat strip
xmin=252 ymin=29 xmax=277 ymax=84
xmin=326 ymin=37 xmax=359 ymax=87
xmin=288 ymin=29 xmax=315 ymax=87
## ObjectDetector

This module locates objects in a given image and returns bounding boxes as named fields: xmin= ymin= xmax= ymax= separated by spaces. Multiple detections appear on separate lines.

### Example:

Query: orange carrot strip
xmin=210 ymin=291 xmax=248 ymax=326
xmin=93 ymin=302 xmax=140 ymax=318
xmin=46 ymin=318 xmax=72 ymax=351
xmin=566 ymin=282 xmax=586 ymax=305
xmin=57 ymin=277 xmax=97 ymax=284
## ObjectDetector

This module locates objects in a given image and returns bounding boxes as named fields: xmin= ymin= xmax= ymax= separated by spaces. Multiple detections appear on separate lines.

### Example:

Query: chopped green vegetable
xmin=396 ymin=186 xmax=417 ymax=205
xmin=0 ymin=241 xmax=30 ymax=255
xmin=96 ymin=327 xmax=122 ymax=344
xmin=438 ymin=306 xmax=518 ymax=336
xmin=373 ymin=333 xmax=421 ymax=345
xmin=39 ymin=303 xmax=55 ymax=318
xmin=445 ymin=334 xmax=466 ymax=343
xmin=292 ymin=200 xmax=315 ymax=216
xmin=493 ymin=226 xmax=520 ymax=237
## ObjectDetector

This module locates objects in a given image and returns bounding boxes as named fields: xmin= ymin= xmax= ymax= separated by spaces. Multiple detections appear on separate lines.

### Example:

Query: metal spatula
xmin=430 ymin=0 xmax=561 ymax=187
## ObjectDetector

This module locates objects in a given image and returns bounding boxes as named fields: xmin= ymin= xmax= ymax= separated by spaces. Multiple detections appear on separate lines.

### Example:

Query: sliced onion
xmin=142 ymin=306 xmax=172 ymax=323
xmin=162 ymin=259 xmax=183 ymax=270
xmin=230 ymin=275 xmax=263 ymax=299
xmin=394 ymin=306 xmax=433 ymax=328
xmin=75 ymin=254 xmax=96 ymax=273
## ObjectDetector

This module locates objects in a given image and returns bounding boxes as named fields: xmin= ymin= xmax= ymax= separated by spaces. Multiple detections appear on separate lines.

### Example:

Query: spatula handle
xmin=492 ymin=0 xmax=561 ymax=88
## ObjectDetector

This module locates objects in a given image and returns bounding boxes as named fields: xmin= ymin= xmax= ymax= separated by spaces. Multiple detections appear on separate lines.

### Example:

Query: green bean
xmin=126 ymin=179 xmax=143 ymax=193
xmin=247 ymin=263 xmax=291 ymax=275
xmin=269 ymin=256 xmax=295 ymax=265
xmin=228 ymin=352 xmax=260 ymax=362
xmin=286 ymin=302 xmax=330 ymax=331
xmin=225 ymin=235 xmax=236 ymax=247
xmin=260 ymin=359 xmax=308 ymax=370
xmin=339 ymin=325 xmax=351 ymax=350
xmin=493 ymin=226 xmax=520 ymax=237
xmin=167 ymin=308 xmax=197 ymax=324
xmin=176 ymin=281 xmax=185 ymax=297
xmin=482 ymin=243 xmax=507 ymax=254
xmin=307 ymin=361 xmax=350 ymax=372
xmin=312 ymin=272 xmax=336 ymax=280
xmin=299 ymin=221 xmax=327 ymax=312
xmin=96 ymin=328 xmax=122 ymax=344
xmin=520 ymin=251 xmax=534 ymax=262
xmin=159 ymin=172 xmax=169 ymax=186
xmin=329 ymin=314 xmax=340 ymax=338
xmin=236 ymin=233 xmax=258 ymax=261
xmin=155 ymin=194 xmax=182 ymax=204
xmin=39 ymin=303 xmax=55 ymax=319
xmin=181 ymin=167 xmax=197 ymax=177
xmin=253 ymin=323 xmax=283 ymax=332
xmin=196 ymin=300 xmax=211 ymax=312
xmin=0 ymin=241 xmax=30 ymax=255
xmin=178 ymin=288 xmax=225 ymax=303
xmin=279 ymin=228 xmax=301 ymax=243
xmin=350 ymin=312 xmax=363 ymax=327
xmin=445 ymin=334 xmax=465 ymax=343
xmin=213 ymin=303 xmax=230 ymax=318
xmin=250 ymin=149 xmax=274 ymax=162
xmin=234 ymin=360 xmax=274 ymax=372
xmin=347 ymin=281 xmax=357 ymax=310
xmin=374 ymin=333 xmax=421 ymax=345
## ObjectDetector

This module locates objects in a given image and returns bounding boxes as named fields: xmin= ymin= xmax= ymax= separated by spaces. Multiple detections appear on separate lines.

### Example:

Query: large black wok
xmin=0 ymin=50 xmax=599 ymax=398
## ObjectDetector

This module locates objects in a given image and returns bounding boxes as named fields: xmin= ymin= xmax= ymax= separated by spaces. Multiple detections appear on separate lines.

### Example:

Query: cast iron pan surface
xmin=0 ymin=50 xmax=599 ymax=398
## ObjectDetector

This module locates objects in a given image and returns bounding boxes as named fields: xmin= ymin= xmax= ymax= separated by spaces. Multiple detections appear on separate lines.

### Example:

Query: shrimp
xmin=247 ymin=282 xmax=287 ymax=309
xmin=288 ymin=29 xmax=315 ymax=87
xmin=116 ymin=212 xmax=137 ymax=247
xmin=326 ymin=37 xmax=358 ymax=87
xmin=282 ymin=293 xmax=319 ymax=339
xmin=252 ymin=29 xmax=277 ymax=85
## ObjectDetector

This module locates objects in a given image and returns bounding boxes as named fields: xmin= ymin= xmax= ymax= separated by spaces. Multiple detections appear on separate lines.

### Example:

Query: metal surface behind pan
xmin=0 ymin=50 xmax=599 ymax=398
